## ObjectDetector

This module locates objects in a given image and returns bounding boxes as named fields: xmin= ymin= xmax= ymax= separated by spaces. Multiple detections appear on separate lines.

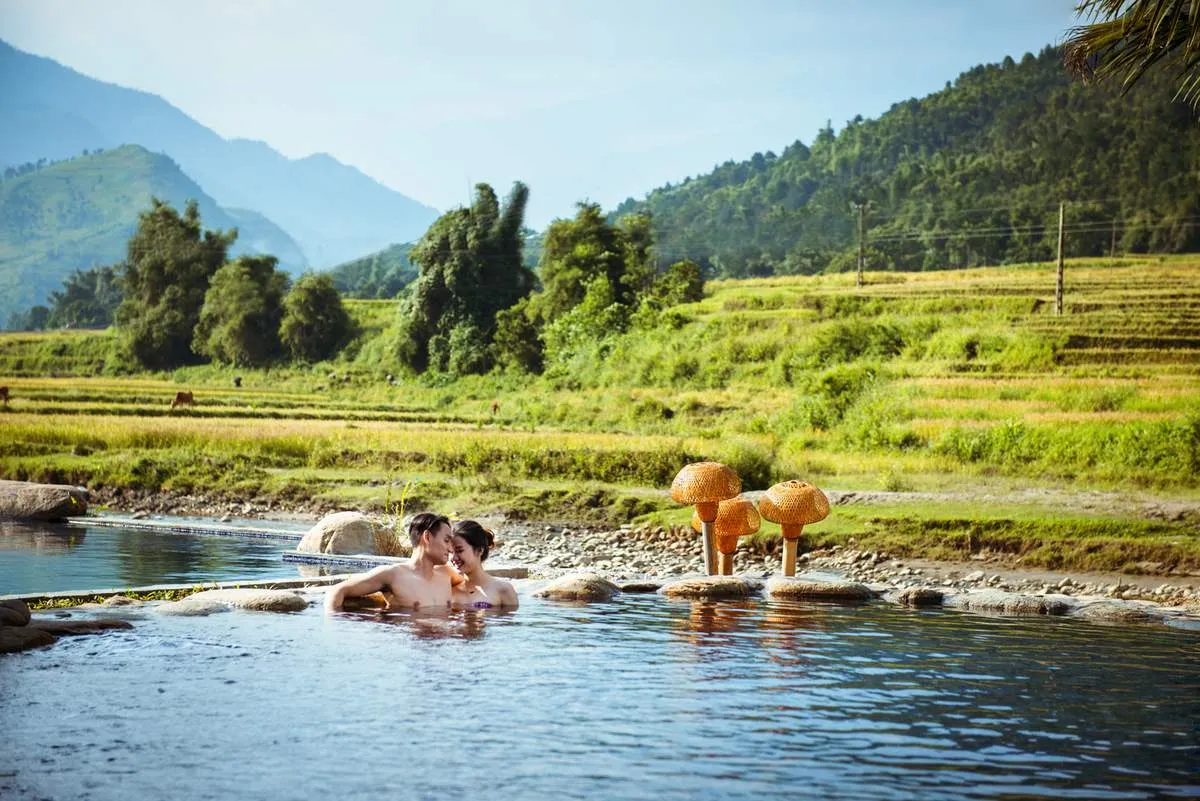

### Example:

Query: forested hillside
xmin=0 ymin=145 xmax=305 ymax=325
xmin=327 ymin=242 xmax=418 ymax=299
xmin=616 ymin=47 xmax=1200 ymax=277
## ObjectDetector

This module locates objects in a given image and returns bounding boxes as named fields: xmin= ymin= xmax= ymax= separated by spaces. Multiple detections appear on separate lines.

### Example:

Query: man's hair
xmin=408 ymin=512 xmax=450 ymax=548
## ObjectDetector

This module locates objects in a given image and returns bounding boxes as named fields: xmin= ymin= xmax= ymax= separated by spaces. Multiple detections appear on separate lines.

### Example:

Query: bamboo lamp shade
xmin=759 ymin=480 xmax=830 ymax=538
xmin=670 ymin=461 xmax=741 ymax=522
xmin=690 ymin=496 xmax=761 ymax=554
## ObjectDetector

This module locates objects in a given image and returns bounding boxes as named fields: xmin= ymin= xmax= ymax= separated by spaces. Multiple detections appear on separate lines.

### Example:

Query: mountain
xmin=0 ymin=39 xmax=440 ymax=267
xmin=615 ymin=46 xmax=1200 ymax=277
xmin=328 ymin=242 xmax=418 ymax=299
xmin=0 ymin=145 xmax=306 ymax=325
xmin=326 ymin=230 xmax=543 ymax=299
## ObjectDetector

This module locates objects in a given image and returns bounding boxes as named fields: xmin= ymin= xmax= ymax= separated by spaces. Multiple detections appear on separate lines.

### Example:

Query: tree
xmin=1066 ymin=0 xmax=1200 ymax=109
xmin=656 ymin=259 xmax=705 ymax=305
xmin=193 ymin=255 xmax=288 ymax=366
xmin=5 ymin=305 xmax=50 ymax=331
xmin=397 ymin=182 xmax=532 ymax=374
xmin=493 ymin=296 xmax=544 ymax=373
xmin=115 ymin=199 xmax=236 ymax=369
xmin=48 ymin=265 xmax=123 ymax=329
xmin=537 ymin=202 xmax=628 ymax=320
xmin=280 ymin=273 xmax=354 ymax=362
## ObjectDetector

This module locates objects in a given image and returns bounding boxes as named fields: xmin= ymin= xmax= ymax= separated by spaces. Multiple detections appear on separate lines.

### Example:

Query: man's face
xmin=421 ymin=522 xmax=453 ymax=564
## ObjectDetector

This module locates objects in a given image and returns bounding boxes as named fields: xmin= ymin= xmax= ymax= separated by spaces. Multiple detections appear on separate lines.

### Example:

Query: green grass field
xmin=3 ymin=256 xmax=1199 ymax=573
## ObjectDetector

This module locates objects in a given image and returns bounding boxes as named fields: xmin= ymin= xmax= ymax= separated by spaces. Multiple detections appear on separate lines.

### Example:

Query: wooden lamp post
xmin=670 ymin=461 xmax=741 ymax=575
xmin=691 ymin=496 xmax=761 ymax=575
xmin=758 ymin=480 xmax=830 ymax=576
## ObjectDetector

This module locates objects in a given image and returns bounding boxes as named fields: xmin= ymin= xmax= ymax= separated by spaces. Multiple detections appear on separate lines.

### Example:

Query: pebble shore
xmin=498 ymin=521 xmax=1200 ymax=621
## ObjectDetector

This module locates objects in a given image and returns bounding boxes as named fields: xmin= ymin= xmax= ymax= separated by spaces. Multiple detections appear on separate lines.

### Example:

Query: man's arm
xmin=324 ymin=565 xmax=397 ymax=612
xmin=437 ymin=563 xmax=466 ymax=588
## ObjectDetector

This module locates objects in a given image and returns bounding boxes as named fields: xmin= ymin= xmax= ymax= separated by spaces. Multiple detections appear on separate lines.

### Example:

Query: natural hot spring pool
xmin=0 ymin=519 xmax=308 ymax=595
xmin=2 ymin=596 xmax=1197 ymax=800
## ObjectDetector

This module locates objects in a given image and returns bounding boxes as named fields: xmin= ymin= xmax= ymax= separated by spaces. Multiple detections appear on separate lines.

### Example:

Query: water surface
xmin=0 ymin=520 xmax=302 ymax=594
xmin=1 ymin=596 xmax=1196 ymax=800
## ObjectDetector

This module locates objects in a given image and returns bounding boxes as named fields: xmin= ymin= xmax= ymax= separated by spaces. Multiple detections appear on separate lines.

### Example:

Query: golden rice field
xmin=2 ymin=256 xmax=1199 ymax=572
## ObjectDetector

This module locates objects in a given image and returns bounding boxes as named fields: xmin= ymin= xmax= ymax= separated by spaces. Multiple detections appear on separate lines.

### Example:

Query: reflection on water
xmin=0 ymin=596 xmax=1197 ymax=800
xmin=0 ymin=521 xmax=86 ymax=553
xmin=0 ymin=520 xmax=301 ymax=594
xmin=340 ymin=607 xmax=514 ymax=641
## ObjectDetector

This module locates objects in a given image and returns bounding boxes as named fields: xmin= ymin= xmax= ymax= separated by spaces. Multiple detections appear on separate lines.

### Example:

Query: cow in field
xmin=170 ymin=391 xmax=195 ymax=409
xmin=0 ymin=386 xmax=8 ymax=408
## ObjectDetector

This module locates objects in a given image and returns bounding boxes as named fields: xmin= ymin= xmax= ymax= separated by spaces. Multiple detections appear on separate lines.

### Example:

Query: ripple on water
xmin=0 ymin=597 xmax=1197 ymax=801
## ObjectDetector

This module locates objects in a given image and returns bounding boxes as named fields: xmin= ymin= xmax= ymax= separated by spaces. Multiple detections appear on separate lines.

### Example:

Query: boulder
xmin=156 ymin=589 xmax=308 ymax=616
xmin=28 ymin=618 xmax=134 ymax=635
xmin=534 ymin=573 xmax=619 ymax=602
xmin=948 ymin=589 xmax=1071 ymax=616
xmin=766 ymin=576 xmax=874 ymax=601
xmin=1073 ymin=602 xmax=1160 ymax=624
xmin=101 ymin=595 xmax=140 ymax=607
xmin=660 ymin=576 xmax=758 ymax=600
xmin=893 ymin=587 xmax=945 ymax=607
xmin=618 ymin=580 xmax=664 ymax=594
xmin=297 ymin=511 xmax=378 ymax=555
xmin=0 ymin=480 xmax=89 ymax=521
xmin=0 ymin=625 xmax=57 ymax=654
xmin=0 ymin=599 xmax=31 ymax=627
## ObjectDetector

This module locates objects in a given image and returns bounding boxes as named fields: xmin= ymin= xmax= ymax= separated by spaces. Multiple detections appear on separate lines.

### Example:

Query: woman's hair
xmin=452 ymin=520 xmax=495 ymax=562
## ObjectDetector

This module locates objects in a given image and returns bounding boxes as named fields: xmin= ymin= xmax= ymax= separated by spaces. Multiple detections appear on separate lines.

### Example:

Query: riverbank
xmin=76 ymin=486 xmax=1200 ymax=617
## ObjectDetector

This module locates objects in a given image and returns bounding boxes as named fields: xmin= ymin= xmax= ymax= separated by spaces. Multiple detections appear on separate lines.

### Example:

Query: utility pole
xmin=1055 ymin=201 xmax=1065 ymax=316
xmin=1110 ymin=217 xmax=1117 ymax=258
xmin=853 ymin=202 xmax=868 ymax=287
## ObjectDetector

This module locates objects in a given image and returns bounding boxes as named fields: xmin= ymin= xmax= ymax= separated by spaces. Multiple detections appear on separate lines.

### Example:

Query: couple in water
xmin=324 ymin=512 xmax=518 ymax=613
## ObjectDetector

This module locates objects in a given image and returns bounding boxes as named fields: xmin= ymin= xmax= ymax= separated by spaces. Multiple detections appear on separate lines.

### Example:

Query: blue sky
xmin=0 ymin=0 xmax=1080 ymax=226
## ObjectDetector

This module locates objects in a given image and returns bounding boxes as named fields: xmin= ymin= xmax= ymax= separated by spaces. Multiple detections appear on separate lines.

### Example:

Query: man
xmin=324 ymin=512 xmax=458 ymax=612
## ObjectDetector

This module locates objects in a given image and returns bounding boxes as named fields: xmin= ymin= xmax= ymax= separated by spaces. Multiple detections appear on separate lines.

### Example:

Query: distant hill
xmin=0 ymin=145 xmax=306 ymax=325
xmin=616 ymin=47 xmax=1200 ymax=277
xmin=0 ymin=39 xmax=440 ymax=268
xmin=327 ymin=242 xmax=418 ymax=299
xmin=326 ymin=230 xmax=544 ymax=299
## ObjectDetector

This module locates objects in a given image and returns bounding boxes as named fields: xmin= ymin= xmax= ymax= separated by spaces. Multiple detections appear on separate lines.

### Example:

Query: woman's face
xmin=451 ymin=535 xmax=482 ymax=573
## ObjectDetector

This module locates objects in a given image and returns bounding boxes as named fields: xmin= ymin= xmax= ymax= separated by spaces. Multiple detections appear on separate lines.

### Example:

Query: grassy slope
xmin=1 ymin=257 xmax=1198 ymax=573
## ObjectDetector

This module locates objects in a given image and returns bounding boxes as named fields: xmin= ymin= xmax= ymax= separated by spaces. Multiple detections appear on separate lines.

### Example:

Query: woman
xmin=450 ymin=520 xmax=519 ymax=609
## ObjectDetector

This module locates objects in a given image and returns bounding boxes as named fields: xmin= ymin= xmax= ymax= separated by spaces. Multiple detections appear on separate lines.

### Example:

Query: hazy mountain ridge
xmin=0 ymin=39 xmax=440 ymax=268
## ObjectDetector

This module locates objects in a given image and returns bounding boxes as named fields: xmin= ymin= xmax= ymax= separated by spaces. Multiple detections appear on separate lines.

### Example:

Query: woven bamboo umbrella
xmin=758 ymin=480 xmax=830 ymax=576
xmin=671 ymin=461 xmax=740 ymax=575
xmin=691 ymin=496 xmax=760 ymax=575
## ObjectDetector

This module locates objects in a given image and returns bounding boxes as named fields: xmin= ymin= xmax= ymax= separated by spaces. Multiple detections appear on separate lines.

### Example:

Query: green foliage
xmin=116 ymin=199 xmax=236 ymax=369
xmin=398 ymin=182 xmax=532 ymax=375
xmin=1065 ymin=0 xmax=1200 ymax=109
xmin=655 ymin=259 xmax=706 ymax=305
xmin=537 ymin=202 xmax=630 ymax=318
xmin=542 ymin=276 xmax=628 ymax=369
xmin=615 ymin=46 xmax=1200 ymax=278
xmin=6 ymin=305 xmax=50 ymax=331
xmin=280 ymin=273 xmax=355 ymax=363
xmin=193 ymin=256 xmax=288 ymax=366
xmin=48 ymin=265 xmax=123 ymax=329
xmin=786 ymin=364 xmax=883 ymax=430
xmin=493 ymin=296 xmax=544 ymax=373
